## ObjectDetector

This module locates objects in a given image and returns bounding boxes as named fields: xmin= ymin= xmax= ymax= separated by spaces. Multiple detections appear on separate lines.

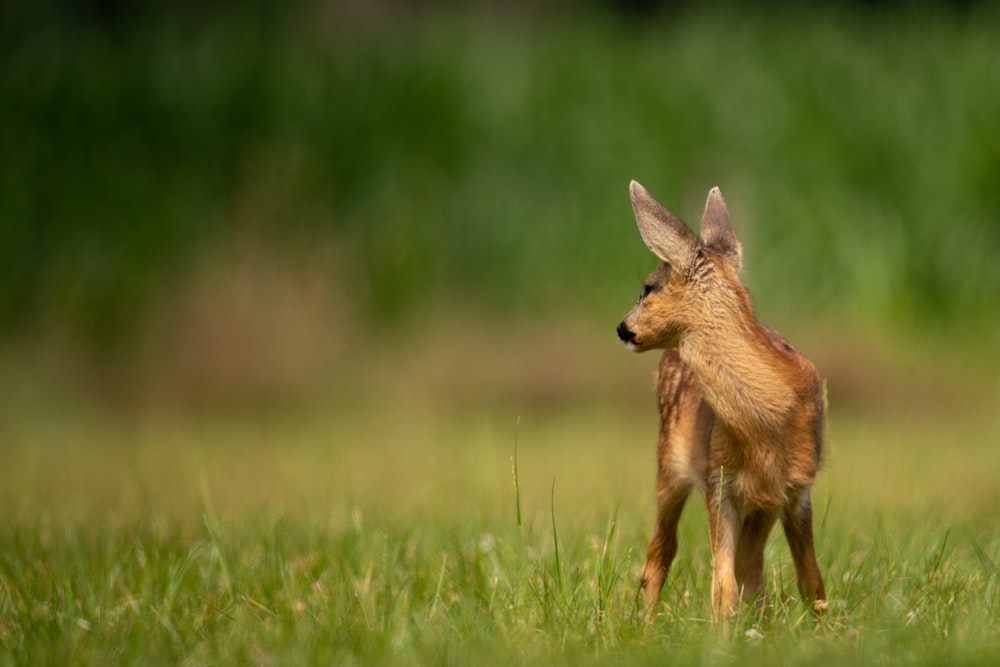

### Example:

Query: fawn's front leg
xmin=734 ymin=509 xmax=779 ymax=605
xmin=641 ymin=477 xmax=691 ymax=608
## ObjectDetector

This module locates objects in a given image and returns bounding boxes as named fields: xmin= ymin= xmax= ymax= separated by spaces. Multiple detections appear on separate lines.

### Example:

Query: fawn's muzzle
xmin=617 ymin=321 xmax=637 ymax=346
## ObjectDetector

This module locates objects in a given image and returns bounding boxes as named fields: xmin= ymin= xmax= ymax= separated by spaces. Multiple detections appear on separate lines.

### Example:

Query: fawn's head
xmin=617 ymin=181 xmax=744 ymax=352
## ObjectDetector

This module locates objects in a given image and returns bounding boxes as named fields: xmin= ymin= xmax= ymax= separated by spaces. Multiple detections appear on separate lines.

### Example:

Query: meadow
xmin=2 ymin=1 xmax=1000 ymax=665
xmin=2 ymin=326 xmax=999 ymax=665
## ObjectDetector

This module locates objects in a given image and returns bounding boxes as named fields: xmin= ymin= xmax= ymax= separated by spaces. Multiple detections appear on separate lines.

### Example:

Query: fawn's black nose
xmin=617 ymin=321 xmax=636 ymax=345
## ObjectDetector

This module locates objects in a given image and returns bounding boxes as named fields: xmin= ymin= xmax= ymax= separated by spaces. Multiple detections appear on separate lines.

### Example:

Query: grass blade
xmin=551 ymin=478 xmax=562 ymax=591
xmin=512 ymin=416 xmax=522 ymax=531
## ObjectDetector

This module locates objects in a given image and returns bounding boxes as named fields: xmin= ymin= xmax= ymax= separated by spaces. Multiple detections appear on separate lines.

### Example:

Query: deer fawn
xmin=617 ymin=181 xmax=827 ymax=619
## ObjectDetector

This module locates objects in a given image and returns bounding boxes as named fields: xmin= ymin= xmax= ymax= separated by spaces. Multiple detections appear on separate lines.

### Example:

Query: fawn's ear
xmin=629 ymin=180 xmax=699 ymax=272
xmin=700 ymin=187 xmax=742 ymax=271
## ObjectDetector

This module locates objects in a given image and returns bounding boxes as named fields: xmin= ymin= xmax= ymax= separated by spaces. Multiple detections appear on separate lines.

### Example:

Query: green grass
xmin=5 ymin=511 xmax=998 ymax=665
xmin=2 ymin=391 xmax=1000 ymax=665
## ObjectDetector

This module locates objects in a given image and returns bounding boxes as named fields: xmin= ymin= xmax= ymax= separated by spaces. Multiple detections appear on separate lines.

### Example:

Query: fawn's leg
xmin=781 ymin=491 xmax=828 ymax=612
xmin=706 ymin=488 xmax=741 ymax=620
xmin=734 ymin=510 xmax=778 ymax=605
xmin=641 ymin=478 xmax=691 ymax=608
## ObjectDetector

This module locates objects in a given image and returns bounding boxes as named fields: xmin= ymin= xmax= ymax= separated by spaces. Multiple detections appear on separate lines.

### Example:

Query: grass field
xmin=2 ymin=327 xmax=999 ymax=666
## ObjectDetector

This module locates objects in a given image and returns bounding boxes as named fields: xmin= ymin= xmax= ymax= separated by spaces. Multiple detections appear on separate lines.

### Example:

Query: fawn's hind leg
xmin=781 ymin=491 xmax=827 ymax=612
xmin=706 ymin=489 xmax=742 ymax=620
xmin=640 ymin=477 xmax=691 ymax=608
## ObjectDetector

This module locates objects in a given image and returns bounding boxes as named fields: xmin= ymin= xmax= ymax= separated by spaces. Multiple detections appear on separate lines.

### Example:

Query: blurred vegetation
xmin=3 ymin=0 xmax=999 ymax=358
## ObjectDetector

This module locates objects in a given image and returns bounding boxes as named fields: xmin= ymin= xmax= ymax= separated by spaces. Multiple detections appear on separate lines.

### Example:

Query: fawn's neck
xmin=678 ymin=297 xmax=796 ymax=436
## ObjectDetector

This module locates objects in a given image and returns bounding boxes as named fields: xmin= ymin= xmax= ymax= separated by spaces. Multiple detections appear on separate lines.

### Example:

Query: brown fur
xmin=617 ymin=182 xmax=827 ymax=619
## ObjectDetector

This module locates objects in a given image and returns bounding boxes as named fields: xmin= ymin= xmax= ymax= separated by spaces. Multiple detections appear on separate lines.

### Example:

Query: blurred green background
xmin=1 ymin=0 xmax=999 ymax=453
